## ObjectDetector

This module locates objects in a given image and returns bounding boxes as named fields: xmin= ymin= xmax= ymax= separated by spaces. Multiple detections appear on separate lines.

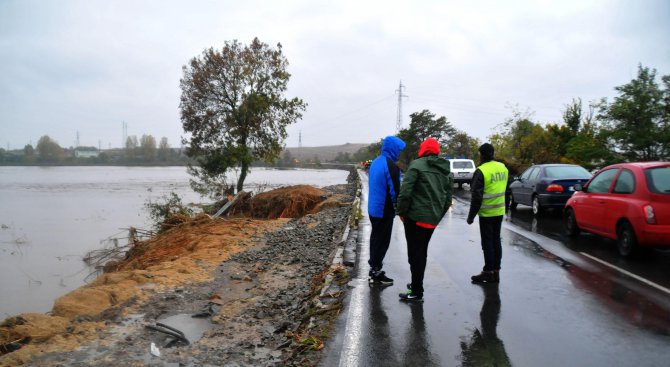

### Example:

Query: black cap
xmin=478 ymin=143 xmax=494 ymax=160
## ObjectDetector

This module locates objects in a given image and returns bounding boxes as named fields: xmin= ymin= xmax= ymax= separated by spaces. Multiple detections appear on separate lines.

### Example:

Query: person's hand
xmin=466 ymin=217 xmax=473 ymax=225
xmin=400 ymin=216 xmax=405 ymax=222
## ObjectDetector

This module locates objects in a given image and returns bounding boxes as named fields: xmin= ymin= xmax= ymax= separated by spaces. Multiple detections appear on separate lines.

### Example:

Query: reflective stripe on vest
xmin=478 ymin=161 xmax=508 ymax=217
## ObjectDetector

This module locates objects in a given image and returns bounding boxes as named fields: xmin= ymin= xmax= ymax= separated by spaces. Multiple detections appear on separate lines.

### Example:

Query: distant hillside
xmin=285 ymin=143 xmax=370 ymax=162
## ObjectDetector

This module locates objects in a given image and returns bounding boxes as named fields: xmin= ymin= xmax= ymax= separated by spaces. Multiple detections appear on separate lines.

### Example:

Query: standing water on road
xmin=0 ymin=166 xmax=349 ymax=318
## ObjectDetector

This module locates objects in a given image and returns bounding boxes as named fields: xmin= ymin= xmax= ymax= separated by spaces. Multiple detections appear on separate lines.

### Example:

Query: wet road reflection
xmin=459 ymin=283 xmax=511 ymax=367
xmin=506 ymin=205 xmax=670 ymax=290
xmin=366 ymin=286 xmax=399 ymax=365
xmin=508 ymin=231 xmax=670 ymax=336
xmin=401 ymin=302 xmax=439 ymax=366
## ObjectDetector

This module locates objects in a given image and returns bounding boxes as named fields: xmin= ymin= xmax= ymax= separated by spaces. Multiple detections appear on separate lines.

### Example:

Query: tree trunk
xmin=237 ymin=161 xmax=249 ymax=193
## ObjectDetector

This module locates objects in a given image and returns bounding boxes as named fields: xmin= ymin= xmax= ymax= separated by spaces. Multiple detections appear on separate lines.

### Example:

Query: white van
xmin=446 ymin=158 xmax=476 ymax=188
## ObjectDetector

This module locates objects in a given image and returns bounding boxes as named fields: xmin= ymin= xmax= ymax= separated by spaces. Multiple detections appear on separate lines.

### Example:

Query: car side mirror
xmin=574 ymin=184 xmax=583 ymax=192
xmin=513 ymin=176 xmax=521 ymax=182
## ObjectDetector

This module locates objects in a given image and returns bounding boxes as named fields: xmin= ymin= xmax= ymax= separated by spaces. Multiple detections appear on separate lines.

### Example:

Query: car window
xmin=520 ymin=167 xmax=535 ymax=180
xmin=453 ymin=161 xmax=474 ymax=169
xmin=545 ymin=166 xmax=592 ymax=179
xmin=586 ymin=168 xmax=618 ymax=193
xmin=530 ymin=167 xmax=542 ymax=180
xmin=613 ymin=169 xmax=635 ymax=194
xmin=645 ymin=167 xmax=670 ymax=194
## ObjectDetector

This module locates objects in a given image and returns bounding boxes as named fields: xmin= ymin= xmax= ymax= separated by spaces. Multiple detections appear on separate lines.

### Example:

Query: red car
xmin=564 ymin=162 xmax=670 ymax=256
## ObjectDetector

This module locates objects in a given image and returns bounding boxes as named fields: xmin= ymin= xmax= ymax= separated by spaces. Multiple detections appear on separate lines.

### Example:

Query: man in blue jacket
xmin=367 ymin=135 xmax=406 ymax=285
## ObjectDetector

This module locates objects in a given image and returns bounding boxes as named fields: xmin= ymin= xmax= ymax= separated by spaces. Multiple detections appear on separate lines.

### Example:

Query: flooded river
xmin=0 ymin=166 xmax=349 ymax=318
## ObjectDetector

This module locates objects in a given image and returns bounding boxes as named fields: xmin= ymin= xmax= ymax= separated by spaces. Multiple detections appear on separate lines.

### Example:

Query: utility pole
xmin=395 ymin=80 xmax=408 ymax=133
xmin=299 ymin=130 xmax=302 ymax=148
xmin=76 ymin=131 xmax=80 ymax=148
xmin=122 ymin=121 xmax=128 ymax=148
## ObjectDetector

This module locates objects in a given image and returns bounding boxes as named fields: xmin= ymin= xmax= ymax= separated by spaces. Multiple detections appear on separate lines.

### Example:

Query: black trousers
xmin=403 ymin=219 xmax=435 ymax=296
xmin=368 ymin=216 xmax=395 ymax=271
xmin=479 ymin=215 xmax=503 ymax=271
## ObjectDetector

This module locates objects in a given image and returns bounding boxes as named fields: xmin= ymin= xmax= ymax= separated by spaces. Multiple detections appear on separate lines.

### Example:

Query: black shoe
xmin=471 ymin=271 xmax=498 ymax=284
xmin=399 ymin=290 xmax=423 ymax=302
xmin=369 ymin=270 xmax=394 ymax=285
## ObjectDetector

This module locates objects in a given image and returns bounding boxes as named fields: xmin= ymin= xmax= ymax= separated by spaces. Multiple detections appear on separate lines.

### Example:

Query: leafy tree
xmin=140 ymin=134 xmax=157 ymax=161
xmin=125 ymin=135 xmax=139 ymax=160
xmin=180 ymin=37 xmax=306 ymax=196
xmin=36 ymin=135 xmax=64 ymax=163
xmin=23 ymin=144 xmax=36 ymax=164
xmin=563 ymin=98 xmax=582 ymax=135
xmin=352 ymin=141 xmax=381 ymax=163
xmin=597 ymin=64 xmax=669 ymax=161
xmin=158 ymin=137 xmax=170 ymax=161
xmin=565 ymin=121 xmax=614 ymax=169
xmin=443 ymin=131 xmax=480 ymax=159
xmin=397 ymin=109 xmax=457 ymax=166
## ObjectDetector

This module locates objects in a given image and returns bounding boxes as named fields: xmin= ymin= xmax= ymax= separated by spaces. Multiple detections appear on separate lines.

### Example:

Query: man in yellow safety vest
xmin=466 ymin=143 xmax=510 ymax=283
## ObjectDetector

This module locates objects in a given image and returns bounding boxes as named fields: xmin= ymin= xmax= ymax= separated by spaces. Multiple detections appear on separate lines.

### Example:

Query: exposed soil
xmin=0 ymin=171 xmax=358 ymax=367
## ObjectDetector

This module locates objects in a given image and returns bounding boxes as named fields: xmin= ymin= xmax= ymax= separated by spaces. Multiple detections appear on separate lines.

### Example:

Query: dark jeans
xmin=368 ymin=216 xmax=395 ymax=271
xmin=479 ymin=215 xmax=503 ymax=271
xmin=403 ymin=219 xmax=435 ymax=296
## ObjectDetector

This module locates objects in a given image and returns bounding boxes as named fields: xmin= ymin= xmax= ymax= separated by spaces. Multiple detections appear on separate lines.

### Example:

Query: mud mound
xmin=239 ymin=185 xmax=326 ymax=219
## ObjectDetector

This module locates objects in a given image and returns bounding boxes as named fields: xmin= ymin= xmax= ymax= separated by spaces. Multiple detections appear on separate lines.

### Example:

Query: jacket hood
xmin=418 ymin=138 xmax=440 ymax=157
xmin=425 ymin=155 xmax=451 ymax=174
xmin=381 ymin=136 xmax=406 ymax=161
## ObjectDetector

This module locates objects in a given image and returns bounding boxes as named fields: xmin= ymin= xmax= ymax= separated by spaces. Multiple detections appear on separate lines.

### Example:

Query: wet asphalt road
xmin=321 ymin=173 xmax=670 ymax=367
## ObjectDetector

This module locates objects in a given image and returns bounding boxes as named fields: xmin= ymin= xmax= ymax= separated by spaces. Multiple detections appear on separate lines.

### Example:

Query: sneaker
xmin=399 ymin=290 xmax=423 ymax=302
xmin=369 ymin=270 xmax=394 ymax=285
xmin=471 ymin=271 xmax=498 ymax=284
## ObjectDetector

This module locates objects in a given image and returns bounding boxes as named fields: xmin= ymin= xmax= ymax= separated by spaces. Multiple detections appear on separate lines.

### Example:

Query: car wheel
xmin=617 ymin=222 xmax=637 ymax=257
xmin=564 ymin=208 xmax=580 ymax=237
xmin=532 ymin=195 xmax=542 ymax=216
xmin=509 ymin=194 xmax=518 ymax=210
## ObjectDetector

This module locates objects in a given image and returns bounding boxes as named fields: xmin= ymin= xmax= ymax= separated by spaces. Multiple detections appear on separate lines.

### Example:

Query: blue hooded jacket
xmin=368 ymin=136 xmax=406 ymax=218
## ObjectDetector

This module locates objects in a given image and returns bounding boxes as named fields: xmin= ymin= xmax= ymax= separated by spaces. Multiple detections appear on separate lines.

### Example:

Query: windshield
xmin=645 ymin=167 xmax=670 ymax=194
xmin=545 ymin=166 xmax=591 ymax=179
xmin=452 ymin=161 xmax=474 ymax=169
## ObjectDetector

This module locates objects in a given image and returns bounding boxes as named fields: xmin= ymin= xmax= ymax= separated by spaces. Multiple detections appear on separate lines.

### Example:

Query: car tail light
xmin=643 ymin=205 xmax=656 ymax=224
xmin=546 ymin=184 xmax=564 ymax=193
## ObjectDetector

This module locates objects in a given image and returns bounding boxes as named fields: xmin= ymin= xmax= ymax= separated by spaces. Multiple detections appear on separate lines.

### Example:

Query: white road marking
xmin=579 ymin=251 xmax=670 ymax=296
xmin=338 ymin=170 xmax=370 ymax=367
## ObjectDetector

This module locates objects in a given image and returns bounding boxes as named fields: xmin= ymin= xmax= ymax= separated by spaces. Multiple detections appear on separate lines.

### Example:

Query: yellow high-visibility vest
xmin=478 ymin=161 xmax=508 ymax=217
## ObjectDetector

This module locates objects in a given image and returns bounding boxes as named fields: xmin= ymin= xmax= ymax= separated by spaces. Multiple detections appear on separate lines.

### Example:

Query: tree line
xmin=346 ymin=64 xmax=669 ymax=174
xmin=0 ymin=134 xmax=189 ymax=165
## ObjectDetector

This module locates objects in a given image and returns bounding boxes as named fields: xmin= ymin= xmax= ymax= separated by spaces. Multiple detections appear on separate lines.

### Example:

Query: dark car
xmin=509 ymin=164 xmax=592 ymax=215
xmin=564 ymin=162 xmax=670 ymax=256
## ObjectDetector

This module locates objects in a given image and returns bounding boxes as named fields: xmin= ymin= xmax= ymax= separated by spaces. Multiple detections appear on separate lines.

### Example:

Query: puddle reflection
xmin=459 ymin=283 xmax=511 ymax=366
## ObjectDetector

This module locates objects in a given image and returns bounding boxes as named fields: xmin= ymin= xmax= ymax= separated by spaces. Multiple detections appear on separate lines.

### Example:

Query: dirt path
xmin=0 ymin=175 xmax=358 ymax=367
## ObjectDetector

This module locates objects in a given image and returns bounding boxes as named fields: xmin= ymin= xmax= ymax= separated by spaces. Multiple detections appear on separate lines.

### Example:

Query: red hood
xmin=419 ymin=138 xmax=440 ymax=157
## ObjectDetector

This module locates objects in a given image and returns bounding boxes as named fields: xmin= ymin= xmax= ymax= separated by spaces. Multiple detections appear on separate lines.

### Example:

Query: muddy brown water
xmin=0 ymin=166 xmax=349 ymax=318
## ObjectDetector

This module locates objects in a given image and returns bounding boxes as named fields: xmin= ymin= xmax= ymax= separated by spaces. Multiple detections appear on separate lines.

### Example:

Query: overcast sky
xmin=1 ymin=0 xmax=669 ymax=150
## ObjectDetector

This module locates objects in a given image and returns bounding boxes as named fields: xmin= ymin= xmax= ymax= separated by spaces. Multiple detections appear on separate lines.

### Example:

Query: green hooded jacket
xmin=396 ymin=155 xmax=453 ymax=225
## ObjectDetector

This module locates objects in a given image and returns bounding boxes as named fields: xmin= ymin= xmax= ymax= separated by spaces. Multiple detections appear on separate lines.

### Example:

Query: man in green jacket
xmin=397 ymin=138 xmax=453 ymax=302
